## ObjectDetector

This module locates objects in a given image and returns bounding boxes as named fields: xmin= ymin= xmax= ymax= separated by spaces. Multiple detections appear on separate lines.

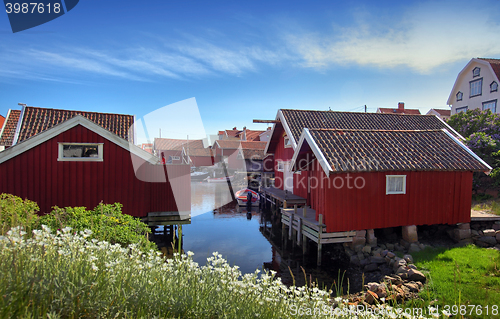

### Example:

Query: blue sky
xmin=1 ymin=0 xmax=500 ymax=143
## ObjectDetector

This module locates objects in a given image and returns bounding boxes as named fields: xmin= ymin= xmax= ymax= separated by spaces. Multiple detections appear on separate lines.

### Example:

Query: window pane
xmin=62 ymin=144 xmax=99 ymax=158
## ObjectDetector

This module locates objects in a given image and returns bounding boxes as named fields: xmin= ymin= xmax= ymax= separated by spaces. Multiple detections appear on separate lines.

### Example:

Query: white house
xmin=447 ymin=58 xmax=500 ymax=114
xmin=426 ymin=109 xmax=451 ymax=121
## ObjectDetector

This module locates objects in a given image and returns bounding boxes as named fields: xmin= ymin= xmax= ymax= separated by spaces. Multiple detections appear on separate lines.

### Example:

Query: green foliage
xmin=448 ymin=109 xmax=500 ymax=187
xmin=0 ymin=193 xmax=39 ymax=235
xmin=38 ymin=202 xmax=156 ymax=252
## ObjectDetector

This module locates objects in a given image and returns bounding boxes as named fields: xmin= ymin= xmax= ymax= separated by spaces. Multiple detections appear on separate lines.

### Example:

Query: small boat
xmin=190 ymin=171 xmax=210 ymax=181
xmin=206 ymin=175 xmax=234 ymax=183
xmin=235 ymin=188 xmax=260 ymax=206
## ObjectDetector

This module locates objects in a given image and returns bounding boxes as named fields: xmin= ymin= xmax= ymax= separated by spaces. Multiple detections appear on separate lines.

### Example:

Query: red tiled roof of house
xmin=0 ymin=110 xmax=21 ymax=146
xmin=225 ymin=129 xmax=241 ymax=138
xmin=431 ymin=109 xmax=451 ymax=116
xmin=0 ymin=115 xmax=5 ymax=130
xmin=241 ymin=149 xmax=266 ymax=160
xmin=479 ymin=58 xmax=500 ymax=82
xmin=377 ymin=108 xmax=421 ymax=115
xmin=244 ymin=130 xmax=265 ymax=141
xmin=186 ymin=147 xmax=213 ymax=157
xmin=308 ymin=129 xmax=489 ymax=173
xmin=280 ymin=109 xmax=459 ymax=144
xmin=216 ymin=140 xmax=267 ymax=150
xmin=154 ymin=138 xmax=204 ymax=151
xmin=15 ymin=106 xmax=134 ymax=143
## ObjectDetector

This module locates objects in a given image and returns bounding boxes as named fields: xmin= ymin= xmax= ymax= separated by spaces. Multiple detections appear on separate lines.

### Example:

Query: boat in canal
xmin=235 ymin=188 xmax=260 ymax=206
xmin=206 ymin=175 xmax=234 ymax=183
xmin=190 ymin=171 xmax=210 ymax=182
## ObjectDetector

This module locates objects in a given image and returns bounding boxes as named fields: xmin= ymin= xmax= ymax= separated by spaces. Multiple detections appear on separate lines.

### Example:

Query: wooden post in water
xmin=178 ymin=225 xmax=183 ymax=254
xmin=317 ymin=214 xmax=323 ymax=266
xmin=283 ymin=200 xmax=287 ymax=209
xmin=221 ymin=161 xmax=235 ymax=201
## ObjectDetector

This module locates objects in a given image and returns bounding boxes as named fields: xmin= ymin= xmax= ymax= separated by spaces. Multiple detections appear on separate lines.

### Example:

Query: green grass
xmin=410 ymin=245 xmax=500 ymax=318
xmin=471 ymin=198 xmax=500 ymax=216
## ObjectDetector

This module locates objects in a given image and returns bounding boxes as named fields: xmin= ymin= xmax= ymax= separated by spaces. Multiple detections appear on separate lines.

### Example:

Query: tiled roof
xmin=0 ymin=110 xmax=21 ymax=146
xmin=154 ymin=138 xmax=204 ymax=151
xmin=241 ymin=149 xmax=266 ymax=160
xmin=377 ymin=108 xmax=421 ymax=115
xmin=280 ymin=109 xmax=458 ymax=144
xmin=244 ymin=130 xmax=265 ymax=141
xmin=308 ymin=129 xmax=489 ymax=173
xmin=186 ymin=147 xmax=213 ymax=157
xmin=216 ymin=140 xmax=267 ymax=150
xmin=225 ymin=129 xmax=241 ymax=138
xmin=479 ymin=58 xmax=500 ymax=82
xmin=16 ymin=106 xmax=134 ymax=143
xmin=0 ymin=115 xmax=5 ymax=130
xmin=430 ymin=109 xmax=451 ymax=116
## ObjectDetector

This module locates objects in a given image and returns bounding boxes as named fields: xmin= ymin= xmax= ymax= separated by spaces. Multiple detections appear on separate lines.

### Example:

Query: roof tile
xmin=0 ymin=110 xmax=21 ymax=146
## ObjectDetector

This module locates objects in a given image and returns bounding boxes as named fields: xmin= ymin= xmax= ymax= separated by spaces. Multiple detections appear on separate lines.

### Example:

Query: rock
xmin=403 ymin=254 xmax=414 ymax=264
xmin=456 ymin=238 xmax=474 ymax=247
xmin=383 ymin=275 xmax=402 ymax=286
xmin=350 ymin=255 xmax=360 ymax=266
xmin=407 ymin=269 xmax=426 ymax=283
xmin=375 ymin=285 xmax=387 ymax=299
xmin=475 ymin=240 xmax=491 ymax=248
xmin=364 ymin=263 xmax=379 ymax=272
xmin=395 ymin=244 xmax=404 ymax=252
xmin=386 ymin=251 xmax=396 ymax=258
xmin=408 ymin=264 xmax=418 ymax=270
xmin=452 ymin=228 xmax=471 ymax=242
xmin=367 ymin=229 xmax=377 ymax=247
xmin=396 ymin=266 xmax=409 ymax=277
xmin=364 ymin=290 xmax=378 ymax=304
xmin=477 ymin=236 xmax=497 ymax=246
xmin=457 ymin=223 xmax=470 ymax=230
xmin=345 ymin=248 xmax=355 ymax=257
xmin=366 ymin=282 xmax=379 ymax=292
xmin=400 ymin=239 xmax=411 ymax=249
xmin=408 ymin=243 xmax=421 ymax=253
xmin=493 ymin=224 xmax=500 ymax=231
xmin=402 ymin=225 xmax=419 ymax=243
xmin=393 ymin=258 xmax=406 ymax=271
xmin=483 ymin=229 xmax=496 ymax=237
xmin=372 ymin=248 xmax=382 ymax=257
xmin=381 ymin=249 xmax=388 ymax=257
xmin=386 ymin=243 xmax=395 ymax=250
xmin=496 ymin=232 xmax=500 ymax=242
xmin=379 ymin=244 xmax=387 ymax=250
xmin=471 ymin=229 xmax=480 ymax=236
xmin=362 ymin=245 xmax=372 ymax=254
xmin=353 ymin=244 xmax=364 ymax=253
xmin=370 ymin=256 xmax=386 ymax=264
xmin=404 ymin=282 xmax=420 ymax=292
xmin=360 ymin=258 xmax=370 ymax=266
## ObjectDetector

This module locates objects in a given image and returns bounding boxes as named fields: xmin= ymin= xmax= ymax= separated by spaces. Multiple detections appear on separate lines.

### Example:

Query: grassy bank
xmin=410 ymin=245 xmax=500 ymax=318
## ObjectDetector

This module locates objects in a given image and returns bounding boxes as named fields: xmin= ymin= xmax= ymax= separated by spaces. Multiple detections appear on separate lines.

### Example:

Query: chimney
xmin=233 ymin=127 xmax=237 ymax=130
xmin=398 ymin=102 xmax=404 ymax=111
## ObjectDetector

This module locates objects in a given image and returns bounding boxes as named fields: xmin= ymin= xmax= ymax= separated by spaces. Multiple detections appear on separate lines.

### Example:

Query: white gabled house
xmin=447 ymin=58 xmax=500 ymax=115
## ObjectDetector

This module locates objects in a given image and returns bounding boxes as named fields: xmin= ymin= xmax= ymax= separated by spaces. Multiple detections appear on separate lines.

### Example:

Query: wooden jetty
xmin=260 ymin=187 xmax=355 ymax=266
xmin=281 ymin=205 xmax=355 ymax=265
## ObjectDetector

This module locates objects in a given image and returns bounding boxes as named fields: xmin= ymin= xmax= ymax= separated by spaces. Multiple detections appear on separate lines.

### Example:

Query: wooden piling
xmin=317 ymin=214 xmax=323 ymax=266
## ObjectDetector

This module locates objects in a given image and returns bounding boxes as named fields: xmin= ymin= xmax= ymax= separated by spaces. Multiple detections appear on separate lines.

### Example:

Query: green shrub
xmin=38 ymin=202 xmax=155 ymax=251
xmin=0 ymin=193 xmax=39 ymax=235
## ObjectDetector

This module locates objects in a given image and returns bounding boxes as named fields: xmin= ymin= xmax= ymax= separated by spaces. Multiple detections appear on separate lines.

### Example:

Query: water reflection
xmin=179 ymin=183 xmax=355 ymax=291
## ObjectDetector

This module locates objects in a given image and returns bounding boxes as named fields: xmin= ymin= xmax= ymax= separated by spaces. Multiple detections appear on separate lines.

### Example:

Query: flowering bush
xmin=0 ymin=226 xmax=445 ymax=318
xmin=0 ymin=193 xmax=39 ymax=235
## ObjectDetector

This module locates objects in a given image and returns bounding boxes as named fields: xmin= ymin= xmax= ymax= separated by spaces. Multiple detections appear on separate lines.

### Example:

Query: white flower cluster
xmin=0 ymin=226 xmax=445 ymax=319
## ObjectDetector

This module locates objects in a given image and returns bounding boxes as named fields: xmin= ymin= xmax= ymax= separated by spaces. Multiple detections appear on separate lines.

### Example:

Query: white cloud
xmin=286 ymin=1 xmax=500 ymax=73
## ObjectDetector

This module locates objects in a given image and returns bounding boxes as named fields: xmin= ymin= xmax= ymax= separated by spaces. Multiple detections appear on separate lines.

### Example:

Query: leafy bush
xmin=0 ymin=193 xmax=39 ymax=235
xmin=38 ymin=202 xmax=155 ymax=251
xmin=0 ymin=227 xmax=443 ymax=319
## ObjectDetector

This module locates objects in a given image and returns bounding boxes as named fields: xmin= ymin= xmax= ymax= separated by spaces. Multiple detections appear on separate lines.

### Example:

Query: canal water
xmin=180 ymin=182 xmax=358 ymax=290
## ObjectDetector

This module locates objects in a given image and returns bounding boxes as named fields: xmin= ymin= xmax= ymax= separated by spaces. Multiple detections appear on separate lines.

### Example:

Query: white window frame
xmin=473 ymin=67 xmax=481 ymax=77
xmin=482 ymin=100 xmax=497 ymax=113
xmin=58 ymin=143 xmax=103 ymax=162
xmin=284 ymin=136 xmax=292 ymax=148
xmin=277 ymin=160 xmax=284 ymax=172
xmin=386 ymin=175 xmax=406 ymax=195
xmin=456 ymin=106 xmax=468 ymax=113
xmin=491 ymin=81 xmax=498 ymax=93
xmin=470 ymin=78 xmax=483 ymax=97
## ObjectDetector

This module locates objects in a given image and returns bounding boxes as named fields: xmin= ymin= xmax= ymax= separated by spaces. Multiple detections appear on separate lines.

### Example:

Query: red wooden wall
xmin=0 ymin=125 xmax=190 ymax=217
xmin=190 ymin=156 xmax=214 ymax=167
xmin=271 ymin=127 xmax=294 ymax=190
xmin=307 ymin=160 xmax=472 ymax=232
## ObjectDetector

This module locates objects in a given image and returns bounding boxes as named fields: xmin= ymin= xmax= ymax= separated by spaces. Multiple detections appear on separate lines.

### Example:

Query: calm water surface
xmin=182 ymin=182 xmax=273 ymax=274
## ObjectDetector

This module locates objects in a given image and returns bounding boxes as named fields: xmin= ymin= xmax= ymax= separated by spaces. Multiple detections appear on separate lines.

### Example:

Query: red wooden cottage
xmin=212 ymin=140 xmax=267 ymax=171
xmin=0 ymin=114 xmax=190 ymax=218
xmin=265 ymin=109 xmax=491 ymax=237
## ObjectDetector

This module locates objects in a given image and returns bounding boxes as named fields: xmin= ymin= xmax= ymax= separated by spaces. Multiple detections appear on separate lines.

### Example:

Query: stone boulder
xmin=407 ymin=269 xmax=426 ymax=283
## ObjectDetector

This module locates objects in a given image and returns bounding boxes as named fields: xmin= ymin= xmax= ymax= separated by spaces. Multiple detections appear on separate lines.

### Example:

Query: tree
xmin=447 ymin=109 xmax=500 ymax=189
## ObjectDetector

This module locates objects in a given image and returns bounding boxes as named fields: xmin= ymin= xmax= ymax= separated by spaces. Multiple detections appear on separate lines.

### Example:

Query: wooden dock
xmin=281 ymin=206 xmax=355 ymax=266
xmin=141 ymin=211 xmax=191 ymax=226
xmin=260 ymin=187 xmax=307 ymax=208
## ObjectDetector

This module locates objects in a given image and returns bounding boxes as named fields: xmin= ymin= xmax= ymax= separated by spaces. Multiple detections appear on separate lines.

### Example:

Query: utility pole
xmin=364 ymin=105 xmax=367 ymax=113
